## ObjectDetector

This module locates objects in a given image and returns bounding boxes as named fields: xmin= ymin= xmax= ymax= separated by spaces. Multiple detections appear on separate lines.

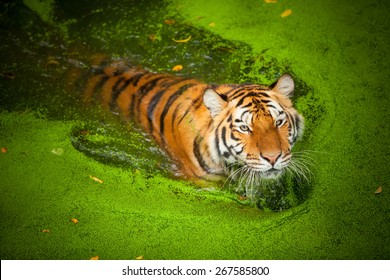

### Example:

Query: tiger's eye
xmin=239 ymin=125 xmax=250 ymax=132
xmin=275 ymin=120 xmax=283 ymax=127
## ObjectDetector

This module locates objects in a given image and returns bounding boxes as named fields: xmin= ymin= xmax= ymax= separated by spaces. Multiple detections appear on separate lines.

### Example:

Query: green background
xmin=0 ymin=0 xmax=389 ymax=259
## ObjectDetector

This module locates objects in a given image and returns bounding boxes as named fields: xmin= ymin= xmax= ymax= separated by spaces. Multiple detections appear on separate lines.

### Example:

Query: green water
xmin=0 ymin=0 xmax=389 ymax=259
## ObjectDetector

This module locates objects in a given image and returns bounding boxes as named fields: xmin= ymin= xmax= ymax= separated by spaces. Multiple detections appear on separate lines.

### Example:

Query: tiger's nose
xmin=261 ymin=152 xmax=282 ymax=166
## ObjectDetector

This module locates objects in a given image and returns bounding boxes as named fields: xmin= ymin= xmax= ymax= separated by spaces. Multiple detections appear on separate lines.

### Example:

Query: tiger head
xmin=203 ymin=74 xmax=304 ymax=179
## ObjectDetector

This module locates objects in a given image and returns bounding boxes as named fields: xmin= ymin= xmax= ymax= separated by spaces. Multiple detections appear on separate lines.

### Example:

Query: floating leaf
xmin=281 ymin=9 xmax=292 ymax=17
xmin=1 ymin=147 xmax=7 ymax=153
xmin=41 ymin=229 xmax=50 ymax=233
xmin=209 ymin=22 xmax=216 ymax=28
xmin=47 ymin=59 xmax=59 ymax=66
xmin=134 ymin=169 xmax=141 ymax=175
xmin=90 ymin=256 xmax=100 ymax=260
xmin=51 ymin=147 xmax=64 ymax=156
xmin=135 ymin=255 xmax=144 ymax=260
xmin=1 ymin=72 xmax=15 ymax=79
xmin=172 ymin=35 xmax=192 ymax=43
xmin=71 ymin=218 xmax=79 ymax=224
xmin=172 ymin=65 xmax=183 ymax=71
xmin=374 ymin=186 xmax=382 ymax=194
xmin=164 ymin=19 xmax=175 ymax=25
xmin=148 ymin=34 xmax=157 ymax=41
xmin=264 ymin=0 xmax=278 ymax=3
xmin=89 ymin=175 xmax=103 ymax=184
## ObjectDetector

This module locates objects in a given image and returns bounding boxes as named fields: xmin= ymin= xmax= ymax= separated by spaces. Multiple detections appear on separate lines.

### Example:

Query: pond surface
xmin=1 ymin=0 xmax=318 ymax=210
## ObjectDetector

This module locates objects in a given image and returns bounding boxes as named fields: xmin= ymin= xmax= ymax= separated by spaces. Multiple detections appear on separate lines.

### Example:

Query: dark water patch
xmin=70 ymin=119 xmax=175 ymax=176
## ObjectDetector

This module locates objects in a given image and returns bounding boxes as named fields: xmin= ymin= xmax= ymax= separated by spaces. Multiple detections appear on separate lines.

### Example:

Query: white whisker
xmin=221 ymin=150 xmax=314 ymax=207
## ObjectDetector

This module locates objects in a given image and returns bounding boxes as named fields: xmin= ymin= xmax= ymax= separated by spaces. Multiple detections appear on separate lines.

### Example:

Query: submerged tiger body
xmin=82 ymin=62 xmax=304 ymax=183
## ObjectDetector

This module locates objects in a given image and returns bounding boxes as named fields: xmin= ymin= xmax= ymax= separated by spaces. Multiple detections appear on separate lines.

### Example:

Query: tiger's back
xmin=82 ymin=62 xmax=304 ymax=182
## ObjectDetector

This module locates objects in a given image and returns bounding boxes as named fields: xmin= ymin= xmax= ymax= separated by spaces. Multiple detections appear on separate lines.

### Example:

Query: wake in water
xmin=223 ymin=150 xmax=316 ymax=210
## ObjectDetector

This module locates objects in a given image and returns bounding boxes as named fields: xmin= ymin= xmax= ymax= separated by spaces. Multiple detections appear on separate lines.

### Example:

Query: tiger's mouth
xmin=262 ymin=168 xmax=283 ymax=179
xmin=246 ymin=165 xmax=283 ymax=179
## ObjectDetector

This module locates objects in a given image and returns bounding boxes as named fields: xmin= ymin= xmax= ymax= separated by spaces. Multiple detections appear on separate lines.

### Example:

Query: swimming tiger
xmin=81 ymin=61 xmax=304 ymax=185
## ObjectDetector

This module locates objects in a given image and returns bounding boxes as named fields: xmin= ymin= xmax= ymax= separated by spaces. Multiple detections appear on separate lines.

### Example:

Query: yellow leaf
xmin=209 ymin=22 xmax=216 ymax=28
xmin=172 ymin=35 xmax=192 ymax=43
xmin=135 ymin=255 xmax=144 ymax=260
xmin=90 ymin=256 xmax=100 ymax=260
xmin=164 ymin=19 xmax=175 ymax=25
xmin=51 ymin=147 xmax=64 ymax=156
xmin=264 ymin=0 xmax=278 ymax=3
xmin=71 ymin=218 xmax=79 ymax=224
xmin=1 ymin=71 xmax=15 ymax=79
xmin=374 ymin=186 xmax=382 ymax=194
xmin=148 ymin=34 xmax=157 ymax=41
xmin=89 ymin=175 xmax=103 ymax=184
xmin=1 ymin=147 xmax=7 ymax=153
xmin=47 ymin=59 xmax=59 ymax=66
xmin=172 ymin=65 xmax=183 ymax=71
xmin=281 ymin=9 xmax=292 ymax=17
xmin=41 ymin=229 xmax=50 ymax=233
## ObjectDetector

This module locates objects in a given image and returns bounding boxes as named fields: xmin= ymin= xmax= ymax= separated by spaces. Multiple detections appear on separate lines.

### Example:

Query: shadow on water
xmin=0 ymin=0 xmax=323 ymax=211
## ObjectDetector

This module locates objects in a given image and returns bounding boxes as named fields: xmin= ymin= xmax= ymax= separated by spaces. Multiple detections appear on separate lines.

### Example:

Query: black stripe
xmin=193 ymin=136 xmax=211 ymax=173
xmin=160 ymin=78 xmax=184 ymax=88
xmin=236 ymin=93 xmax=256 ymax=107
xmin=178 ymin=95 xmax=203 ymax=125
xmin=230 ymin=88 xmax=250 ymax=100
xmin=214 ymin=122 xmax=223 ymax=159
xmin=92 ymin=75 xmax=109 ymax=101
xmin=171 ymin=103 xmax=182 ymax=131
xmin=193 ymin=94 xmax=204 ymax=110
xmin=109 ymin=77 xmax=126 ymax=110
xmin=132 ymin=75 xmax=169 ymax=120
xmin=242 ymin=102 xmax=253 ymax=108
xmin=111 ymin=73 xmax=146 ymax=114
xmin=221 ymin=127 xmax=229 ymax=151
xmin=227 ymin=114 xmax=232 ymax=123
xmin=258 ymin=92 xmax=270 ymax=98
xmin=229 ymin=87 xmax=252 ymax=100
xmin=239 ymin=109 xmax=250 ymax=120
xmin=113 ymin=67 xmax=128 ymax=76
xmin=235 ymin=146 xmax=244 ymax=155
xmin=136 ymin=75 xmax=168 ymax=107
xmin=221 ymin=126 xmax=242 ymax=162
xmin=159 ymin=83 xmax=195 ymax=137
xmin=219 ymin=94 xmax=228 ymax=102
xmin=129 ymin=94 xmax=137 ymax=116
xmin=147 ymin=90 xmax=165 ymax=133
xmin=230 ymin=131 xmax=240 ymax=141
xmin=267 ymin=104 xmax=276 ymax=109
xmin=291 ymin=113 xmax=299 ymax=143
xmin=219 ymin=85 xmax=240 ymax=98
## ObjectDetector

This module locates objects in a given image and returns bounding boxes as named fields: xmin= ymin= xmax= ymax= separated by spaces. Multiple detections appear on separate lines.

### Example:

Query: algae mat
xmin=1 ymin=0 xmax=389 ymax=259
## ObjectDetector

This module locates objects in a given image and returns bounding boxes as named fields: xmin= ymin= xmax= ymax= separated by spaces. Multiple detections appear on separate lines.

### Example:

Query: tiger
xmin=81 ymin=61 xmax=304 ymax=187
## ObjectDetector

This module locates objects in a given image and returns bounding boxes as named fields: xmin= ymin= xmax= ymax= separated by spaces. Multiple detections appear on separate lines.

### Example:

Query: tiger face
xmin=204 ymin=74 xmax=304 ymax=179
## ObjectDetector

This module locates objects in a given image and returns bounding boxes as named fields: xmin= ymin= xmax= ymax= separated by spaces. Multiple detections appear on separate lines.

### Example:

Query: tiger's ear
xmin=272 ymin=74 xmax=295 ymax=97
xmin=203 ymin=88 xmax=228 ymax=118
